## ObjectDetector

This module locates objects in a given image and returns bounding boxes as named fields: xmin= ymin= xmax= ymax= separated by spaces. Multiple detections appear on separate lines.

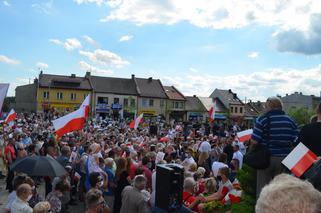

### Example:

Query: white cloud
xmin=119 ymin=35 xmax=133 ymax=42
xmin=83 ymin=35 xmax=99 ymax=47
xmin=0 ymin=55 xmax=20 ymax=65
xmin=189 ymin=67 xmax=198 ymax=73
xmin=36 ymin=62 xmax=49 ymax=70
xmin=3 ymin=1 xmax=10 ymax=6
xmin=248 ymin=52 xmax=259 ymax=58
xmin=74 ymin=0 xmax=109 ymax=6
xmin=79 ymin=61 xmax=113 ymax=75
xmin=79 ymin=49 xmax=129 ymax=67
xmin=49 ymin=38 xmax=82 ymax=51
xmin=159 ymin=65 xmax=321 ymax=101
xmin=32 ymin=0 xmax=54 ymax=15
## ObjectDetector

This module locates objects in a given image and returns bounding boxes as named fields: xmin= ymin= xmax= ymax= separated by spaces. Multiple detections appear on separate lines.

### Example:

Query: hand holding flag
xmin=5 ymin=109 xmax=17 ymax=123
xmin=129 ymin=113 xmax=143 ymax=129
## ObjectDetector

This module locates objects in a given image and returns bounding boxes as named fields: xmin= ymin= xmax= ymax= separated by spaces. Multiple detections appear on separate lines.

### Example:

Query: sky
xmin=1 ymin=0 xmax=321 ymax=101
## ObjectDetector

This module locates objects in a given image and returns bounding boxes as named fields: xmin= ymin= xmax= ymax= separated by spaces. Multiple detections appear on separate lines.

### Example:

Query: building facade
xmin=185 ymin=96 xmax=208 ymax=122
xmin=15 ymin=83 xmax=37 ymax=113
xmin=163 ymin=86 xmax=186 ymax=122
xmin=36 ymin=72 xmax=92 ymax=113
xmin=210 ymin=89 xmax=245 ymax=120
xmin=281 ymin=92 xmax=321 ymax=113
xmin=88 ymin=74 xmax=138 ymax=119
xmin=134 ymin=77 xmax=167 ymax=119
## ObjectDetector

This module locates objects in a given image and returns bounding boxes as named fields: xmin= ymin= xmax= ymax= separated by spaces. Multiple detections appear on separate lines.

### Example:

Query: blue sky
xmin=1 ymin=0 xmax=321 ymax=100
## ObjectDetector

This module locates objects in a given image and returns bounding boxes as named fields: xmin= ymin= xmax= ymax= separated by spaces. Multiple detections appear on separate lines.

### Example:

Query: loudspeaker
xmin=155 ymin=164 xmax=184 ymax=212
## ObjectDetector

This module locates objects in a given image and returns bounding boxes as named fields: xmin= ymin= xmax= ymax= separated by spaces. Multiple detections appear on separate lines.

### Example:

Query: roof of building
xmin=163 ymin=86 xmax=185 ymax=100
xmin=244 ymin=103 xmax=259 ymax=117
xmin=134 ymin=77 xmax=167 ymax=98
xmin=197 ymin=97 xmax=213 ymax=111
xmin=38 ymin=73 xmax=91 ymax=90
xmin=210 ymin=89 xmax=243 ymax=108
xmin=248 ymin=101 xmax=266 ymax=115
xmin=88 ymin=75 xmax=138 ymax=95
xmin=185 ymin=96 xmax=207 ymax=111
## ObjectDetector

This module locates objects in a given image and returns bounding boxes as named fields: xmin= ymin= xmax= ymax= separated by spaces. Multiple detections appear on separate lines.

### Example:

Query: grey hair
xmin=256 ymin=174 xmax=321 ymax=213
xmin=133 ymin=175 xmax=147 ymax=189
xmin=183 ymin=177 xmax=196 ymax=190
xmin=265 ymin=97 xmax=283 ymax=111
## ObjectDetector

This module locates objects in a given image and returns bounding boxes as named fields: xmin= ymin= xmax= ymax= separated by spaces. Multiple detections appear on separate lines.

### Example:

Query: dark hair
xmin=89 ymin=172 xmax=101 ymax=188
xmin=219 ymin=167 xmax=230 ymax=178
xmin=142 ymin=156 xmax=150 ymax=166
xmin=13 ymin=175 xmax=27 ymax=190
xmin=135 ymin=166 xmax=145 ymax=176
xmin=55 ymin=180 xmax=69 ymax=192
xmin=218 ymin=153 xmax=228 ymax=163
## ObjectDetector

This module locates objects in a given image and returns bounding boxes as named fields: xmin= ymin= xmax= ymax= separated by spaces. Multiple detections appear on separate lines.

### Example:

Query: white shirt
xmin=5 ymin=191 xmax=16 ymax=210
xmin=11 ymin=198 xmax=33 ymax=213
xmin=233 ymin=141 xmax=246 ymax=155
xmin=182 ymin=156 xmax=196 ymax=168
xmin=198 ymin=141 xmax=211 ymax=153
xmin=211 ymin=161 xmax=228 ymax=177
xmin=232 ymin=150 xmax=243 ymax=169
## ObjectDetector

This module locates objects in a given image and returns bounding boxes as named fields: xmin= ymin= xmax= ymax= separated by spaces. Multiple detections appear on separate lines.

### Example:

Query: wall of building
xmin=229 ymin=104 xmax=245 ymax=117
xmin=93 ymin=93 xmax=137 ymax=118
xmin=137 ymin=97 xmax=166 ymax=116
xmin=15 ymin=84 xmax=37 ymax=113
xmin=37 ymin=87 xmax=91 ymax=113
xmin=281 ymin=93 xmax=314 ymax=112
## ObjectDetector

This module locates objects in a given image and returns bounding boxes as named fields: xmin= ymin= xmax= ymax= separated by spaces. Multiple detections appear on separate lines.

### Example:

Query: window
xmin=175 ymin=102 xmax=179 ymax=109
xmin=240 ymin=107 xmax=243 ymax=114
xmin=160 ymin=99 xmax=165 ymax=107
xmin=130 ymin=99 xmax=135 ymax=107
xmin=43 ymin=91 xmax=49 ymax=99
xmin=57 ymin=92 xmax=63 ymax=100
xmin=235 ymin=107 xmax=238 ymax=113
xmin=142 ymin=98 xmax=148 ymax=107
xmin=98 ymin=97 xmax=108 ymax=104
xmin=230 ymin=107 xmax=234 ymax=113
xmin=179 ymin=102 xmax=184 ymax=109
xmin=114 ymin=98 xmax=119 ymax=104
xmin=71 ymin=93 xmax=76 ymax=100
xmin=123 ymin=98 xmax=128 ymax=107
xmin=149 ymin=99 xmax=154 ymax=107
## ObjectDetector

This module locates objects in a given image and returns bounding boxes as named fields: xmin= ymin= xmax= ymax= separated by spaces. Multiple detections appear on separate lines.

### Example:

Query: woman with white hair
xmin=256 ymin=174 xmax=321 ymax=213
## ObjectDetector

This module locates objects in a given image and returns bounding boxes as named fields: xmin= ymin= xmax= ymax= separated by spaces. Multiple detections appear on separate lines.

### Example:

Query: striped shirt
xmin=252 ymin=110 xmax=299 ymax=157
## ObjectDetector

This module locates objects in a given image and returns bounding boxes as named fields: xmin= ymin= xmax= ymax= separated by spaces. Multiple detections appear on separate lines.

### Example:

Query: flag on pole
xmin=0 ymin=83 xmax=9 ymax=113
xmin=129 ymin=113 xmax=143 ymax=129
xmin=81 ymin=94 xmax=90 ymax=118
xmin=5 ymin=109 xmax=17 ymax=123
xmin=52 ymin=107 xmax=85 ymax=138
xmin=208 ymin=100 xmax=216 ymax=123
xmin=237 ymin=129 xmax=253 ymax=142
xmin=282 ymin=142 xmax=317 ymax=177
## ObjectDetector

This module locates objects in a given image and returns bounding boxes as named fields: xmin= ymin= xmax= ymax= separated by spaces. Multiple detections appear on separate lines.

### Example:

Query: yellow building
xmin=36 ymin=72 xmax=92 ymax=113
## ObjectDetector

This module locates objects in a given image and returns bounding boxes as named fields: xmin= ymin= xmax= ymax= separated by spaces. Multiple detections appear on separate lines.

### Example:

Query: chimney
xmin=85 ymin=72 xmax=91 ymax=77
xmin=40 ymin=71 xmax=43 ymax=75
xmin=228 ymin=89 xmax=232 ymax=93
xmin=193 ymin=95 xmax=196 ymax=97
xmin=131 ymin=74 xmax=135 ymax=79
xmin=71 ymin=74 xmax=76 ymax=78
xmin=286 ymin=93 xmax=288 ymax=96
xmin=34 ymin=78 xmax=38 ymax=84
xmin=299 ymin=92 xmax=302 ymax=95
xmin=148 ymin=77 xmax=152 ymax=82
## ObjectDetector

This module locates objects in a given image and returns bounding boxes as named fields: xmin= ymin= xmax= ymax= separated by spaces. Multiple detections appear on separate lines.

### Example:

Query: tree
xmin=288 ymin=107 xmax=315 ymax=128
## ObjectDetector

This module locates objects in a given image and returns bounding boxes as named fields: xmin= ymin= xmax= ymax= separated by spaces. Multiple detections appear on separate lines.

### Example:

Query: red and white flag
xmin=282 ymin=142 xmax=317 ymax=177
xmin=81 ymin=94 xmax=90 ymax=118
xmin=237 ymin=129 xmax=253 ymax=142
xmin=208 ymin=100 xmax=216 ymax=123
xmin=129 ymin=113 xmax=143 ymax=129
xmin=52 ymin=107 xmax=85 ymax=138
xmin=5 ymin=109 xmax=17 ymax=123
xmin=0 ymin=83 xmax=9 ymax=113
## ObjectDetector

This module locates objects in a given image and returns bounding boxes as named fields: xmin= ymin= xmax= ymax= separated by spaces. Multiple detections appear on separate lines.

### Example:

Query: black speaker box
xmin=155 ymin=164 xmax=184 ymax=212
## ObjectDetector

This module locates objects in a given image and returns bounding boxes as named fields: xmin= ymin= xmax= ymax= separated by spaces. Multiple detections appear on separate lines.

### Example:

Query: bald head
xmin=265 ymin=97 xmax=283 ymax=111
xmin=16 ymin=183 xmax=32 ymax=201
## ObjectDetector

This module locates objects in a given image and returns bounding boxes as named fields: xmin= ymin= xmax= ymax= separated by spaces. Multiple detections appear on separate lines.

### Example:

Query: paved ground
xmin=0 ymin=177 xmax=86 ymax=213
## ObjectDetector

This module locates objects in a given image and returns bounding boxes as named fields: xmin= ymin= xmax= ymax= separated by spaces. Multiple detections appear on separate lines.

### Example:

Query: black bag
xmin=304 ymin=159 xmax=321 ymax=192
xmin=244 ymin=143 xmax=271 ymax=169
xmin=244 ymin=114 xmax=271 ymax=170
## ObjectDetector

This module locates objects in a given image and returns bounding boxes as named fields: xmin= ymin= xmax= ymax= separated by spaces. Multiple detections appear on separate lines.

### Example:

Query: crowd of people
xmin=0 ymin=96 xmax=320 ymax=213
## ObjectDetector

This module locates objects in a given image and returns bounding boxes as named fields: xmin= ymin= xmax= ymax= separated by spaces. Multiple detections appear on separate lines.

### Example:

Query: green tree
xmin=288 ymin=107 xmax=315 ymax=128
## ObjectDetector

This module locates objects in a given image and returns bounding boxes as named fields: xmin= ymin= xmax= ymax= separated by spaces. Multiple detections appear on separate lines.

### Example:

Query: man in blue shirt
xmin=251 ymin=97 xmax=298 ymax=198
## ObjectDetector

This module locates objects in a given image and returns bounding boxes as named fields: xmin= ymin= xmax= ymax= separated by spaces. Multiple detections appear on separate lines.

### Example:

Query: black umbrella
xmin=10 ymin=156 xmax=67 ymax=177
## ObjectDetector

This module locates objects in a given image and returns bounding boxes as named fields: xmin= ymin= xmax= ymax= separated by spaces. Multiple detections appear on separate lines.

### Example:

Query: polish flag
xmin=81 ymin=94 xmax=90 ymax=118
xmin=0 ymin=83 xmax=9 ymax=114
xmin=237 ymin=129 xmax=253 ymax=142
xmin=5 ymin=109 xmax=17 ymax=123
xmin=208 ymin=100 xmax=216 ymax=123
xmin=222 ymin=189 xmax=242 ymax=205
xmin=282 ymin=142 xmax=317 ymax=177
xmin=129 ymin=113 xmax=143 ymax=129
xmin=52 ymin=107 xmax=85 ymax=138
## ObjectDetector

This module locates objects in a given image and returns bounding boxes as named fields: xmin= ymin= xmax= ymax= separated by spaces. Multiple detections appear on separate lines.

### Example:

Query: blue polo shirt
xmin=252 ymin=110 xmax=299 ymax=157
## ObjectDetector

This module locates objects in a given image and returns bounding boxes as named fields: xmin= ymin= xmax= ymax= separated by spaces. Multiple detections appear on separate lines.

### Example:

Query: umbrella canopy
xmin=10 ymin=156 xmax=67 ymax=177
